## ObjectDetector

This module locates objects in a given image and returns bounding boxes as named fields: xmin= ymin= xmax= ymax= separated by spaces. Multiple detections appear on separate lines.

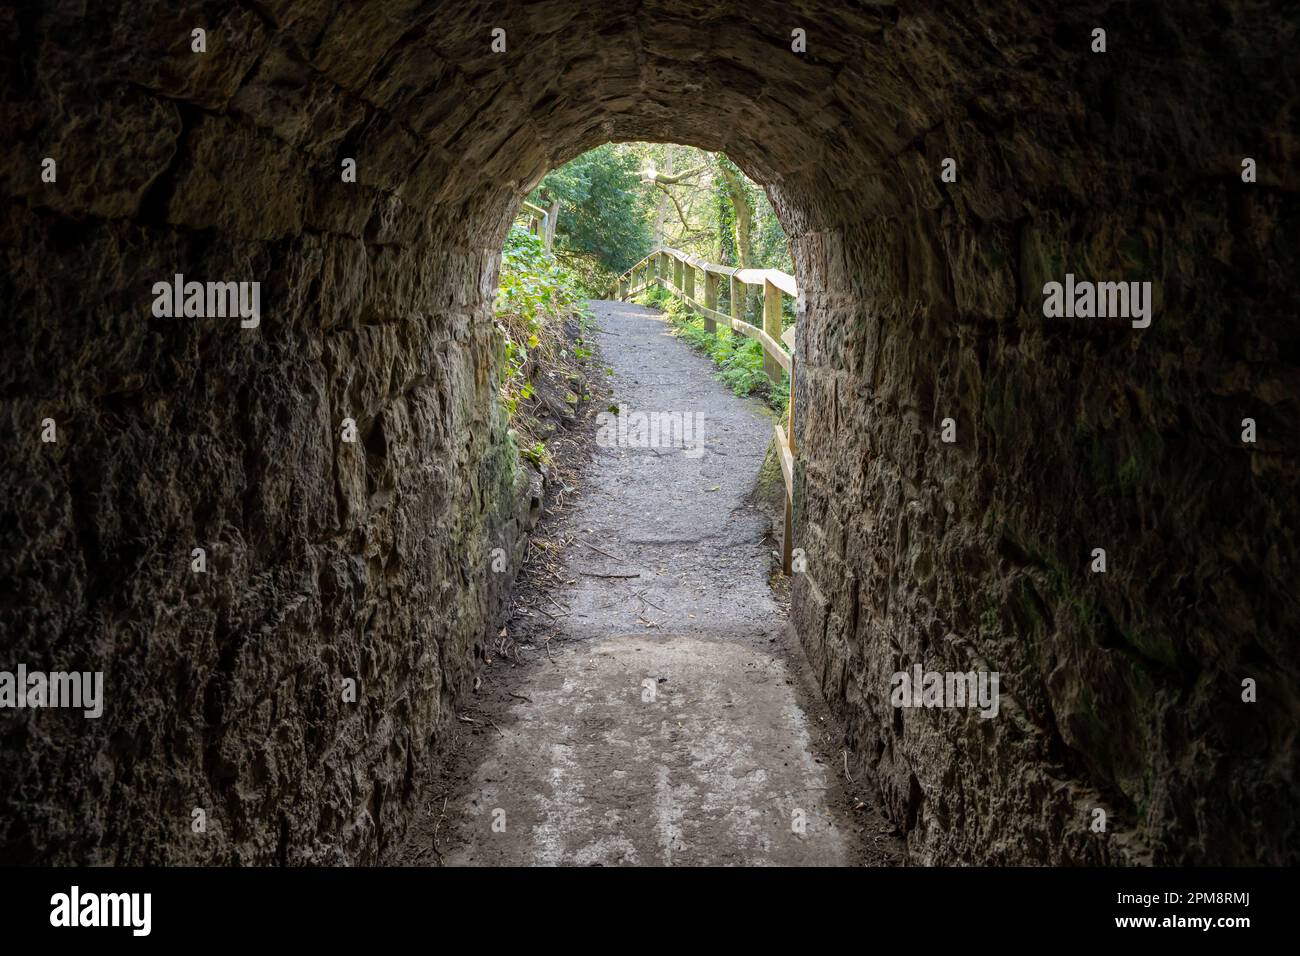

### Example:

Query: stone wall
xmin=1 ymin=0 xmax=1295 ymax=864
xmin=785 ymin=3 xmax=1300 ymax=865
xmin=0 ymin=1 xmax=538 ymax=863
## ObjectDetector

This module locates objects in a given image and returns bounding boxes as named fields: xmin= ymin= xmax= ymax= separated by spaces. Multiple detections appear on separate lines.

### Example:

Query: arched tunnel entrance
xmin=1 ymin=0 xmax=1295 ymax=869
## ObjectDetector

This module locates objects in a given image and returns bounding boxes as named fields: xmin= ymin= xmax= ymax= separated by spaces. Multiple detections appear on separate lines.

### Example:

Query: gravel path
xmin=402 ymin=299 xmax=902 ymax=866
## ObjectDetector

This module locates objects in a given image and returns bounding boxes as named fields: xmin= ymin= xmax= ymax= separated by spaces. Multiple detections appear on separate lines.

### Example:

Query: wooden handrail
xmin=612 ymin=246 xmax=796 ymax=369
xmin=515 ymin=199 xmax=558 ymax=252
xmin=650 ymin=278 xmax=792 ymax=373
xmin=613 ymin=245 xmax=800 ymax=574
xmin=613 ymin=246 xmax=795 ymax=293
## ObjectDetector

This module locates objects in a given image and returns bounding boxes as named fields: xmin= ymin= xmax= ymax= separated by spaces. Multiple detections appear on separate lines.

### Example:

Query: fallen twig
xmin=583 ymin=541 xmax=627 ymax=562
xmin=634 ymin=589 xmax=666 ymax=612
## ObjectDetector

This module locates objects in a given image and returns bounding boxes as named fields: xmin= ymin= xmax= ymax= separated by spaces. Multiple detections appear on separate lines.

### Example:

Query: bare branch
xmin=645 ymin=165 xmax=705 ymax=185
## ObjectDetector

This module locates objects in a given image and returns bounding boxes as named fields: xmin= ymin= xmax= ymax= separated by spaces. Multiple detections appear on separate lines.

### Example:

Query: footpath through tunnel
xmin=1 ymin=0 xmax=1297 ymax=868
xmin=388 ymin=291 xmax=895 ymax=866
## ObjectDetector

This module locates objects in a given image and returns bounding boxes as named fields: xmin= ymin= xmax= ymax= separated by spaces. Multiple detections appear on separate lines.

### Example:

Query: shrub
xmin=494 ymin=224 xmax=591 ymax=458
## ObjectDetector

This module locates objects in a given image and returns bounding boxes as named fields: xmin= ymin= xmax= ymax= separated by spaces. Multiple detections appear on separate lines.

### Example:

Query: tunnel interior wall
xmin=0 ymin=2 xmax=539 ymax=863
xmin=784 ymin=7 xmax=1299 ymax=864
xmin=1 ymin=0 xmax=1296 ymax=864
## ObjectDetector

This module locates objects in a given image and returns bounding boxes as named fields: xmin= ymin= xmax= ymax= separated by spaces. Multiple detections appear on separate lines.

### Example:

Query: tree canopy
xmin=527 ymin=143 xmax=653 ymax=293
xmin=526 ymin=142 xmax=791 ymax=294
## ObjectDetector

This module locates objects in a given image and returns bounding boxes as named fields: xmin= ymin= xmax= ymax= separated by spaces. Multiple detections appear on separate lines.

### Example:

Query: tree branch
xmin=654 ymin=182 xmax=693 ymax=234
xmin=647 ymin=165 xmax=705 ymax=185
xmin=554 ymin=248 xmax=602 ymax=264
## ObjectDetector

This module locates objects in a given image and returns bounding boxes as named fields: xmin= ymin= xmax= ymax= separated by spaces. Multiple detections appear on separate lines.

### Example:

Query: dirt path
xmin=395 ymin=300 xmax=903 ymax=866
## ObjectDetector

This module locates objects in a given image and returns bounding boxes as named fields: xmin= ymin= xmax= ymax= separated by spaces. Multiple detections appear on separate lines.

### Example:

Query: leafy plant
xmin=496 ymin=224 xmax=584 ymax=331
xmin=529 ymin=143 xmax=655 ymax=295
xmin=521 ymin=440 xmax=552 ymax=469
xmin=494 ymin=224 xmax=589 ymax=468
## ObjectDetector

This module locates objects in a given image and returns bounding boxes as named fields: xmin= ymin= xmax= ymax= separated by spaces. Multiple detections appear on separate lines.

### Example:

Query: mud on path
xmin=392 ymin=300 xmax=904 ymax=866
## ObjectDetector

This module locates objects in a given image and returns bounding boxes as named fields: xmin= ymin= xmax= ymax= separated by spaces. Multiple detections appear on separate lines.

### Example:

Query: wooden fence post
xmin=730 ymin=275 xmax=745 ymax=345
xmin=763 ymin=278 xmax=783 ymax=383
xmin=703 ymin=272 xmax=718 ymax=335
xmin=673 ymin=256 xmax=684 ymax=294
xmin=783 ymin=488 xmax=794 ymax=575
xmin=683 ymin=261 xmax=695 ymax=310
xmin=544 ymin=200 xmax=559 ymax=251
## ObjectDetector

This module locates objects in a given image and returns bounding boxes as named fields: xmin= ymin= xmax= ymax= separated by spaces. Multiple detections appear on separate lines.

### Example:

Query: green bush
xmin=528 ymin=143 xmax=655 ymax=294
xmin=496 ymin=224 xmax=585 ymax=331
xmin=494 ymin=223 xmax=589 ymax=430
xmin=634 ymin=283 xmax=672 ymax=310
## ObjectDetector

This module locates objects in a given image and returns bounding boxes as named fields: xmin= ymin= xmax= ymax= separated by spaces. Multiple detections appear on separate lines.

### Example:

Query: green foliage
xmin=714 ymin=169 xmax=736 ymax=265
xmin=530 ymin=143 xmax=654 ymax=294
xmin=752 ymin=190 xmax=794 ymax=273
xmin=536 ymin=142 xmax=791 ymax=296
xmin=635 ymin=283 xmax=672 ymax=310
xmin=496 ymin=223 xmax=584 ymax=330
xmin=520 ymin=440 xmax=552 ymax=469
xmin=494 ymin=224 xmax=588 ymax=457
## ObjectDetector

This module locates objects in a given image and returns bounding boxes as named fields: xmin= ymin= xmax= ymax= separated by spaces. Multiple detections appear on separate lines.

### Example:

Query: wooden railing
xmin=517 ymin=199 xmax=557 ymax=252
xmin=611 ymin=246 xmax=800 ymax=575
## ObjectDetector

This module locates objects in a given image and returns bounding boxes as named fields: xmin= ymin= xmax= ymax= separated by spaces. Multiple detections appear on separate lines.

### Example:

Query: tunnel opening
xmin=1 ymin=0 xmax=1295 ymax=868
xmin=492 ymin=141 xmax=801 ymax=472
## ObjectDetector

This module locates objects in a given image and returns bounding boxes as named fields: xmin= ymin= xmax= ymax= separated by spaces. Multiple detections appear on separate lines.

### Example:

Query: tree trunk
xmin=717 ymin=161 xmax=753 ymax=268
xmin=653 ymin=151 xmax=673 ymax=245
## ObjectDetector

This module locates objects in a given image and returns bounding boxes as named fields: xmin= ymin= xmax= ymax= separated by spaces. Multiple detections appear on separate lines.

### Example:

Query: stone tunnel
xmin=1 ymin=0 xmax=1296 ymax=866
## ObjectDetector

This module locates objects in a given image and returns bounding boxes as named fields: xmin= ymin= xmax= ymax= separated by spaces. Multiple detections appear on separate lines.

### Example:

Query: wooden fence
xmin=517 ymin=199 xmax=558 ymax=252
xmin=611 ymin=247 xmax=800 ymax=574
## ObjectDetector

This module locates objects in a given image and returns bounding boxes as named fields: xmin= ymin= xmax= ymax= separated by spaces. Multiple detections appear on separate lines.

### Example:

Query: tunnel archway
xmin=2 ymin=1 xmax=1295 ymax=865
